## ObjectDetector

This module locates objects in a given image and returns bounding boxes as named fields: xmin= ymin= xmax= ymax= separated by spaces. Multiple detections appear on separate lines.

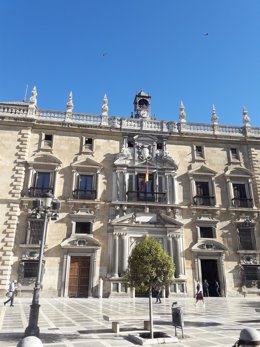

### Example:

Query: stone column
xmin=173 ymin=234 xmax=181 ymax=278
xmin=122 ymin=233 xmax=128 ymax=274
xmin=113 ymin=233 xmax=119 ymax=277
xmin=61 ymin=254 xmax=68 ymax=297
xmin=227 ymin=178 xmax=234 ymax=207
xmin=166 ymin=175 xmax=170 ymax=204
xmin=248 ymin=178 xmax=256 ymax=208
xmin=190 ymin=176 xmax=196 ymax=203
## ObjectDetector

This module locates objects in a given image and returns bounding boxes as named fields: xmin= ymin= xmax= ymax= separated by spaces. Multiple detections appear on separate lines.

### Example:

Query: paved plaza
xmin=0 ymin=296 xmax=259 ymax=347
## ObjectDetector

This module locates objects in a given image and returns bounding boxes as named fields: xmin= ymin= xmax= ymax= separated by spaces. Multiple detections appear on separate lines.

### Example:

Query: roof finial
xmin=211 ymin=104 xmax=219 ymax=125
xmin=28 ymin=86 xmax=37 ymax=115
xmin=102 ymin=94 xmax=109 ymax=116
xmin=66 ymin=91 xmax=74 ymax=114
xmin=179 ymin=101 xmax=186 ymax=123
xmin=242 ymin=106 xmax=251 ymax=127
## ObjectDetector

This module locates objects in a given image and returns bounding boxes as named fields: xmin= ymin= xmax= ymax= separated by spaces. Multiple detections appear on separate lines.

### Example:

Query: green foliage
xmin=125 ymin=236 xmax=175 ymax=292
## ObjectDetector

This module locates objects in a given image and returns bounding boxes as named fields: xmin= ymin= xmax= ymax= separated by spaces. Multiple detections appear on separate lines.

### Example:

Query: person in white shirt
xmin=4 ymin=280 xmax=17 ymax=307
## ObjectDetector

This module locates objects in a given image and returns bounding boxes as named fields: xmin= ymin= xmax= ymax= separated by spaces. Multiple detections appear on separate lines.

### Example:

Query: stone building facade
xmin=0 ymin=88 xmax=260 ymax=298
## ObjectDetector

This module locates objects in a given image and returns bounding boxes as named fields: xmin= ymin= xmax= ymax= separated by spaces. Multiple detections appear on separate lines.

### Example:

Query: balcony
xmin=72 ymin=189 xmax=96 ymax=200
xmin=28 ymin=187 xmax=54 ymax=197
xmin=193 ymin=195 xmax=215 ymax=206
xmin=127 ymin=191 xmax=166 ymax=203
xmin=232 ymin=198 xmax=253 ymax=208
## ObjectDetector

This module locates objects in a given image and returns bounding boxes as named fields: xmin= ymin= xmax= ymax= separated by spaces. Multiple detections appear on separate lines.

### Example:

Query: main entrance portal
xmin=201 ymin=259 xmax=220 ymax=296
xmin=68 ymin=256 xmax=90 ymax=297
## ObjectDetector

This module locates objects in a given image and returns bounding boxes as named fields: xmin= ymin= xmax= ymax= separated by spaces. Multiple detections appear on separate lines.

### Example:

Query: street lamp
xmin=24 ymin=191 xmax=61 ymax=338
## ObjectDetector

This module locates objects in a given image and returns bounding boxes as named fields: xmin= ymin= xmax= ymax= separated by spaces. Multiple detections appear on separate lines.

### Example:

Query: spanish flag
xmin=145 ymin=163 xmax=149 ymax=184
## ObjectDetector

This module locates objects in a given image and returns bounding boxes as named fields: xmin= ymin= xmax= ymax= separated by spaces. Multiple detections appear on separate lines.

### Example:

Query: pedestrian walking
xmin=196 ymin=281 xmax=201 ymax=294
xmin=4 ymin=280 xmax=17 ymax=307
xmin=215 ymin=280 xmax=221 ymax=296
xmin=155 ymin=288 xmax=162 ymax=303
xmin=195 ymin=289 xmax=204 ymax=305
xmin=203 ymin=279 xmax=209 ymax=297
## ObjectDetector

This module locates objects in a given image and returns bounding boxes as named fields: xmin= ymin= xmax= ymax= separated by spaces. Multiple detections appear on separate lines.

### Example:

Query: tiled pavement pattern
xmin=0 ymin=297 xmax=260 ymax=347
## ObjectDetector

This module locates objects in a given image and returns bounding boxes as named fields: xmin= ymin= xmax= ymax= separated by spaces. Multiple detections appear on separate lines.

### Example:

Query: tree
xmin=125 ymin=236 xmax=175 ymax=339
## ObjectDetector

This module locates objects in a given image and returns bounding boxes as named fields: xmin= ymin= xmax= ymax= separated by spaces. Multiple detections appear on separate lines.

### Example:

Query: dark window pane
xmin=233 ymin=184 xmax=247 ymax=198
xmin=24 ymin=261 xmax=38 ymax=278
xmin=200 ymin=227 xmax=214 ymax=238
xmin=196 ymin=182 xmax=209 ymax=196
xmin=79 ymin=175 xmax=93 ymax=191
xmin=196 ymin=146 xmax=203 ymax=157
xmin=244 ymin=266 xmax=260 ymax=281
xmin=29 ymin=220 xmax=44 ymax=244
xmin=231 ymin=148 xmax=238 ymax=159
xmin=35 ymin=172 xmax=51 ymax=189
xmin=239 ymin=228 xmax=255 ymax=250
xmin=75 ymin=222 xmax=91 ymax=234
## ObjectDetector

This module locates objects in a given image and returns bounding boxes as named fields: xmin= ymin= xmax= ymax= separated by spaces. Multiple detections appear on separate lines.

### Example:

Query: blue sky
xmin=1 ymin=0 xmax=260 ymax=126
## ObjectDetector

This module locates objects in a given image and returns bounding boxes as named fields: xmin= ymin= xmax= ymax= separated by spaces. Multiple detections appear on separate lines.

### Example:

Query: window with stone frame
xmin=75 ymin=222 xmax=92 ymax=234
xmin=238 ymin=226 xmax=256 ymax=250
xmin=194 ymin=145 xmax=205 ymax=159
xmin=194 ymin=181 xmax=215 ymax=206
xmin=29 ymin=171 xmax=54 ymax=197
xmin=73 ymin=174 xmax=96 ymax=200
xmin=230 ymin=147 xmax=239 ymax=161
xmin=127 ymin=172 xmax=165 ymax=203
xmin=232 ymin=183 xmax=253 ymax=208
xmin=243 ymin=265 xmax=260 ymax=286
xmin=43 ymin=134 xmax=53 ymax=148
xmin=27 ymin=219 xmax=44 ymax=244
xmin=199 ymin=226 xmax=215 ymax=238
xmin=23 ymin=261 xmax=38 ymax=278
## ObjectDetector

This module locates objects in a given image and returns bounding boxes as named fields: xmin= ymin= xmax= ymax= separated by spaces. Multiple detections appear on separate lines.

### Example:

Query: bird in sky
xmin=204 ymin=33 xmax=209 ymax=36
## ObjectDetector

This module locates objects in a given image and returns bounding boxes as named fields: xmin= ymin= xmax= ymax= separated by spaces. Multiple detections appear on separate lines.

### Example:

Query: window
xmin=238 ymin=227 xmax=255 ymax=250
xmin=232 ymin=183 xmax=252 ymax=208
xmin=127 ymin=172 xmax=166 ymax=203
xmin=28 ymin=220 xmax=44 ymax=244
xmin=127 ymin=140 xmax=134 ymax=148
xmin=194 ymin=181 xmax=214 ymax=206
xmin=243 ymin=265 xmax=260 ymax=285
xmin=24 ymin=261 xmax=38 ymax=278
xmin=157 ymin=143 xmax=163 ymax=150
xmin=43 ymin=134 xmax=53 ymax=148
xmin=195 ymin=145 xmax=204 ymax=159
xmin=230 ymin=148 xmax=239 ymax=160
xmin=84 ymin=138 xmax=93 ymax=150
xmin=73 ymin=174 xmax=96 ymax=200
xmin=200 ymin=226 xmax=214 ymax=238
xmin=75 ymin=222 xmax=92 ymax=234
xmin=29 ymin=171 xmax=53 ymax=197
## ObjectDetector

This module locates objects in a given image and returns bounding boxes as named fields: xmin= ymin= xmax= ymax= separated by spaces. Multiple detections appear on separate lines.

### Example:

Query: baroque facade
xmin=0 ymin=88 xmax=260 ymax=298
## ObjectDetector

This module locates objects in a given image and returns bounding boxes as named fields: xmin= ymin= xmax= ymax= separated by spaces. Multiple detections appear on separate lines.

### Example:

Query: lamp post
xmin=24 ymin=192 xmax=60 ymax=338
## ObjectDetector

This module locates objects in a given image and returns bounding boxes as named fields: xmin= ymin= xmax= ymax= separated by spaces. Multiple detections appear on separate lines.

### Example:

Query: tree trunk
xmin=149 ymin=287 xmax=154 ymax=339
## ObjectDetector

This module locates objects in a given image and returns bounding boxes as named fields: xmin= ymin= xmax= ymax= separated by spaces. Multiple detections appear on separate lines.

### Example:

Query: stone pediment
xmin=188 ymin=164 xmax=217 ymax=176
xmin=60 ymin=235 xmax=101 ymax=249
xmin=192 ymin=240 xmax=226 ymax=253
xmin=158 ymin=213 xmax=183 ymax=226
xmin=111 ymin=211 xmax=183 ymax=227
xmin=28 ymin=153 xmax=62 ymax=167
xmin=71 ymin=157 xmax=102 ymax=169
xmin=225 ymin=166 xmax=252 ymax=177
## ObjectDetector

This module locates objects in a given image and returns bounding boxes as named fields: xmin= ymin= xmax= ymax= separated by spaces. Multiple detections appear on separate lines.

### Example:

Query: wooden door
xmin=68 ymin=256 xmax=90 ymax=297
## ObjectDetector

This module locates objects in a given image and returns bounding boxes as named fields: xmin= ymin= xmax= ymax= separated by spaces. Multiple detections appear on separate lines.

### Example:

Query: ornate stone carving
xmin=241 ymin=255 xmax=258 ymax=265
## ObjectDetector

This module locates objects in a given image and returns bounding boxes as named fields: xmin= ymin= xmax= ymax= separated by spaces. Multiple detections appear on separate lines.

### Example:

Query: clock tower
xmin=133 ymin=90 xmax=151 ymax=119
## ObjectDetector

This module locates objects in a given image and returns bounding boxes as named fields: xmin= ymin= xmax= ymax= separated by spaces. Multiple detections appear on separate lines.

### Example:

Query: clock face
xmin=140 ymin=109 xmax=150 ymax=119
xmin=138 ymin=99 xmax=149 ymax=108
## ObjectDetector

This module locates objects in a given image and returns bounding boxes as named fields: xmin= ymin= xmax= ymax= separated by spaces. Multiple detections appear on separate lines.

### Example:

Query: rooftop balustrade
xmin=0 ymin=103 xmax=259 ymax=137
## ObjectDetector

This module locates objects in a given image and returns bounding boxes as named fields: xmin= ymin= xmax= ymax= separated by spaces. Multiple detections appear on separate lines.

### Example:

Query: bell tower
xmin=133 ymin=90 xmax=151 ymax=119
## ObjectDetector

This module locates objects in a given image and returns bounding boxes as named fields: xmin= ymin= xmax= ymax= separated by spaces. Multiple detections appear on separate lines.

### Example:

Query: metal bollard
xmin=233 ymin=327 xmax=260 ymax=346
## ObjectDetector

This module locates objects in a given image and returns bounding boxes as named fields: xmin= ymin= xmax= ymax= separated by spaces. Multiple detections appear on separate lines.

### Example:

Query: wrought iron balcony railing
xmin=28 ymin=187 xmax=54 ymax=197
xmin=232 ymin=198 xmax=253 ymax=208
xmin=72 ymin=189 xmax=96 ymax=200
xmin=193 ymin=195 xmax=215 ymax=206
xmin=127 ymin=191 xmax=166 ymax=203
